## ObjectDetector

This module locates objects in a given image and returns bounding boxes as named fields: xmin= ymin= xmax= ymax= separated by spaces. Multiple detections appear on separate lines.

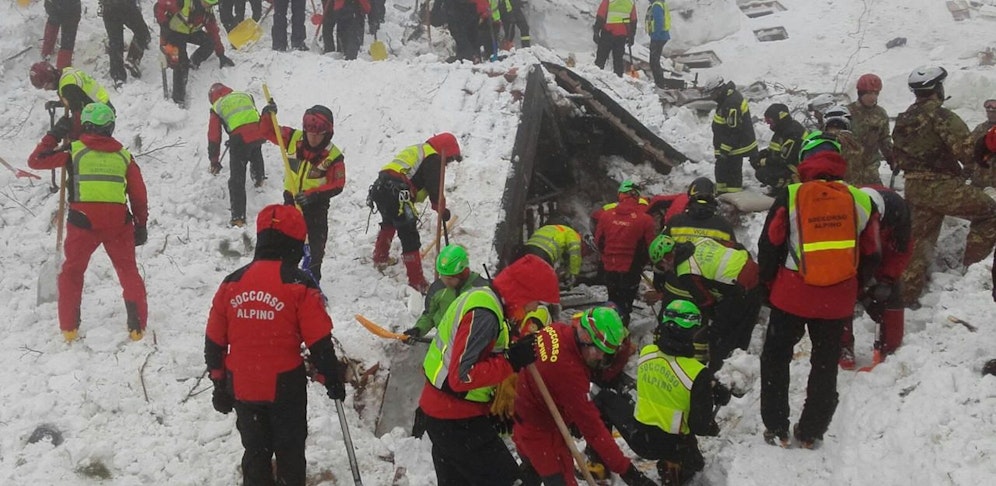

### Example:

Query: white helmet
xmin=908 ymin=66 xmax=947 ymax=92
xmin=823 ymin=104 xmax=852 ymax=130
xmin=807 ymin=93 xmax=836 ymax=113
xmin=860 ymin=187 xmax=886 ymax=221
xmin=701 ymin=75 xmax=726 ymax=93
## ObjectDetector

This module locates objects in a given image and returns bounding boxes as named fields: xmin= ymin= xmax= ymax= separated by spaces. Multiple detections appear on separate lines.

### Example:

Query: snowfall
xmin=0 ymin=0 xmax=994 ymax=484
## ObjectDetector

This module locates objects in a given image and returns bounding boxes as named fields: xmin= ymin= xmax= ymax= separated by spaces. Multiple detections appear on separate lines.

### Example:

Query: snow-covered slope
xmin=1 ymin=0 xmax=995 ymax=484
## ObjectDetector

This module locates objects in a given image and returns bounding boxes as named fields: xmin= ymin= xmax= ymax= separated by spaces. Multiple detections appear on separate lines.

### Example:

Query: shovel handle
xmin=261 ymin=84 xmax=293 ymax=177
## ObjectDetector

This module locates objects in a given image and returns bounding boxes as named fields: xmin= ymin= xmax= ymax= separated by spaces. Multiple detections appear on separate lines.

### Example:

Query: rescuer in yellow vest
xmin=206 ymin=83 xmax=267 ymax=227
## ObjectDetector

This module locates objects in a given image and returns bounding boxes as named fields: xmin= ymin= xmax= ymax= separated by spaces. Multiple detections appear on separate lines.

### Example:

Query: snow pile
xmin=0 ymin=0 xmax=994 ymax=484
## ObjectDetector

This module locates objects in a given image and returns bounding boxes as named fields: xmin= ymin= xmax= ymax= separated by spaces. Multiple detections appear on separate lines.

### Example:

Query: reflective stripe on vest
xmin=212 ymin=92 xmax=260 ymax=132
xmin=168 ymin=0 xmax=203 ymax=34
xmin=58 ymin=68 xmax=111 ymax=105
xmin=607 ymin=0 xmax=634 ymax=25
xmin=668 ymin=226 xmax=733 ymax=243
xmin=423 ymin=287 xmax=508 ymax=403
xmin=784 ymin=181 xmax=872 ymax=278
xmin=525 ymin=225 xmax=582 ymax=274
xmin=634 ymin=344 xmax=704 ymax=435
xmin=645 ymin=0 xmax=670 ymax=34
xmin=675 ymin=237 xmax=748 ymax=285
xmin=382 ymin=143 xmax=437 ymax=177
xmin=70 ymin=140 xmax=129 ymax=204
xmin=283 ymin=131 xmax=343 ymax=195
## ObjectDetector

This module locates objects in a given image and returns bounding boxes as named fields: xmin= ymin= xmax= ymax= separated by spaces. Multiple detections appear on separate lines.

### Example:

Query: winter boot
xmin=124 ymin=41 xmax=144 ymax=78
xmin=372 ymin=225 xmax=396 ymax=269
xmin=763 ymin=429 xmax=789 ymax=448
xmin=172 ymin=67 xmax=188 ymax=107
xmin=402 ymin=251 xmax=429 ymax=294
xmin=657 ymin=460 xmax=682 ymax=486
xmin=880 ymin=308 xmax=904 ymax=356
xmin=56 ymin=49 xmax=73 ymax=69
xmin=793 ymin=423 xmax=817 ymax=449
xmin=126 ymin=301 xmax=144 ymax=341
xmin=582 ymin=445 xmax=609 ymax=480
xmin=839 ymin=344 xmax=856 ymax=370
xmin=62 ymin=329 xmax=79 ymax=343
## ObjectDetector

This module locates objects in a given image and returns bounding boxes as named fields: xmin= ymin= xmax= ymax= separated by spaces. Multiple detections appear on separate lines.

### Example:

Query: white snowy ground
xmin=0 ymin=0 xmax=994 ymax=484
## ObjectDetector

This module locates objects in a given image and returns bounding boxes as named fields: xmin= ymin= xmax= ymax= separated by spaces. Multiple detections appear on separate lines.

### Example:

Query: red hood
xmin=426 ymin=132 xmax=461 ymax=160
xmin=798 ymin=151 xmax=847 ymax=181
xmin=80 ymin=133 xmax=124 ymax=152
xmin=492 ymin=254 xmax=560 ymax=314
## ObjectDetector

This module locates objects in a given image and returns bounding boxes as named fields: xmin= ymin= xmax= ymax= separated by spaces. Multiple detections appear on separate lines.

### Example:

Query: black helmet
xmin=686 ymin=177 xmax=716 ymax=200
xmin=763 ymin=103 xmax=790 ymax=124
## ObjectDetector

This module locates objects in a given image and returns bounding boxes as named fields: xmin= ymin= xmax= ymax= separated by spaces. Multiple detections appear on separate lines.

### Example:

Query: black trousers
xmin=594 ymin=35 xmax=626 ymax=76
xmin=102 ymin=1 xmax=150 ymax=81
xmin=649 ymin=39 xmax=667 ymax=87
xmin=334 ymin=10 xmax=366 ymax=60
xmin=220 ymin=0 xmax=263 ymax=31
xmin=227 ymin=137 xmax=265 ymax=221
xmin=233 ymin=368 xmax=308 ymax=486
xmin=272 ymin=0 xmax=306 ymax=50
xmin=709 ymin=287 xmax=762 ymax=372
xmin=760 ymin=307 xmax=843 ymax=440
xmin=424 ymin=414 xmax=522 ymax=486
xmin=447 ymin=3 xmax=481 ymax=61
xmin=282 ymin=191 xmax=331 ymax=282
xmin=162 ymin=29 xmax=214 ymax=104
xmin=370 ymin=174 xmax=421 ymax=253
xmin=603 ymin=267 xmax=643 ymax=323
xmin=501 ymin=0 xmax=530 ymax=46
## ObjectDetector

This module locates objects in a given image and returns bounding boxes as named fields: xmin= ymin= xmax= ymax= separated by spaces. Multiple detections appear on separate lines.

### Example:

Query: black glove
xmin=712 ymin=381 xmax=732 ymax=406
xmin=870 ymin=282 xmax=892 ymax=302
xmin=218 ymin=54 xmax=235 ymax=68
xmin=209 ymin=161 xmax=222 ymax=175
xmin=505 ymin=333 xmax=537 ymax=372
xmin=294 ymin=192 xmax=315 ymax=206
xmin=490 ymin=414 xmax=514 ymax=435
xmin=440 ymin=207 xmax=451 ymax=222
xmin=49 ymin=115 xmax=72 ymax=140
xmin=592 ymin=31 xmax=601 ymax=44
xmin=261 ymin=100 xmax=277 ymax=116
xmin=325 ymin=368 xmax=346 ymax=401
xmin=402 ymin=327 xmax=423 ymax=344
xmin=369 ymin=20 xmax=379 ymax=35
xmin=211 ymin=380 xmax=234 ymax=414
xmin=627 ymin=36 xmax=635 ymax=47
xmin=620 ymin=464 xmax=655 ymax=486
xmin=134 ymin=226 xmax=148 ymax=246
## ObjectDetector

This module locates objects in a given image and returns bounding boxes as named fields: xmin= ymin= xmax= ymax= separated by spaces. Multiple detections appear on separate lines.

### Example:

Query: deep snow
xmin=0 ymin=0 xmax=994 ymax=484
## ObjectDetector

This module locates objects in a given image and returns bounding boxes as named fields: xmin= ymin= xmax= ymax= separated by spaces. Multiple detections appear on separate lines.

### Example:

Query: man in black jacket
xmin=703 ymin=77 xmax=759 ymax=194
xmin=755 ymin=103 xmax=806 ymax=191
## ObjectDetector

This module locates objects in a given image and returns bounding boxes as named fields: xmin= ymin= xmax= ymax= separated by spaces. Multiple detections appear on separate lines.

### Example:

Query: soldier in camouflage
xmin=892 ymin=66 xmax=996 ymax=306
xmin=969 ymin=99 xmax=996 ymax=188
xmin=821 ymin=105 xmax=871 ymax=185
xmin=848 ymin=74 xmax=894 ymax=186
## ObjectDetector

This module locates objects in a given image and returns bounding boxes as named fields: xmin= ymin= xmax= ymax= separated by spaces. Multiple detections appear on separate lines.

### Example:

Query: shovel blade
xmin=17 ymin=0 xmax=31 ymax=7
xmin=229 ymin=19 xmax=263 ymax=50
xmin=369 ymin=40 xmax=387 ymax=61
xmin=37 ymin=258 xmax=60 ymax=305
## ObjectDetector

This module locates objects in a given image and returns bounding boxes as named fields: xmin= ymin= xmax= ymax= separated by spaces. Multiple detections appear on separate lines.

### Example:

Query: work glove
xmin=324 ymin=365 xmax=347 ymax=401
xmin=211 ymin=380 xmax=234 ymax=414
xmin=369 ymin=20 xmax=379 ymax=35
xmin=712 ymin=381 xmax=732 ymax=406
xmin=490 ymin=374 xmax=518 ymax=419
xmin=161 ymin=43 xmax=180 ymax=68
xmin=261 ymin=99 xmax=277 ymax=116
xmin=870 ymin=281 xmax=892 ymax=303
xmin=134 ymin=225 xmax=148 ymax=246
xmin=294 ymin=191 xmax=319 ymax=207
xmin=619 ymin=464 xmax=655 ymax=486
xmin=627 ymin=36 xmax=635 ymax=47
xmin=490 ymin=413 xmax=514 ymax=435
xmin=209 ymin=160 xmax=222 ymax=175
xmin=402 ymin=327 xmax=423 ymax=344
xmin=592 ymin=30 xmax=601 ymax=44
xmin=218 ymin=54 xmax=235 ymax=68
xmin=49 ymin=115 xmax=73 ymax=140
xmin=439 ymin=207 xmax=451 ymax=222
xmin=505 ymin=332 xmax=537 ymax=372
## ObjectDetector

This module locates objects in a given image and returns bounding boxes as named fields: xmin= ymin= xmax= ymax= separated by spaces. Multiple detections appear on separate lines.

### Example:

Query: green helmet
xmin=201 ymin=0 xmax=220 ymax=6
xmin=618 ymin=180 xmax=640 ymax=195
xmin=661 ymin=300 xmax=702 ymax=330
xmin=578 ymin=306 xmax=627 ymax=354
xmin=649 ymin=234 xmax=676 ymax=264
xmin=799 ymin=130 xmax=841 ymax=162
xmin=436 ymin=244 xmax=469 ymax=276
xmin=81 ymin=102 xmax=115 ymax=127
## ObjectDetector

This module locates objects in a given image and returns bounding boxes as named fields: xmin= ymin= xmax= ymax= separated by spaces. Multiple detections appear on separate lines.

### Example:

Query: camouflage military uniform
xmin=892 ymin=99 xmax=996 ymax=305
xmin=848 ymin=101 xmax=894 ymax=186
xmin=712 ymin=83 xmax=759 ymax=193
xmin=825 ymin=128 xmax=869 ymax=185
xmin=970 ymin=121 xmax=996 ymax=188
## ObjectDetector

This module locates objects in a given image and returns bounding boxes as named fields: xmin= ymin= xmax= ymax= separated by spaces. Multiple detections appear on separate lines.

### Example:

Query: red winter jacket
xmin=595 ymin=195 xmax=658 ymax=272
xmin=207 ymin=104 xmax=265 ymax=165
xmin=648 ymin=193 xmax=689 ymax=226
xmin=28 ymin=133 xmax=149 ymax=229
xmin=259 ymin=112 xmax=346 ymax=198
xmin=595 ymin=0 xmax=637 ymax=38
xmin=514 ymin=323 xmax=632 ymax=475
xmin=204 ymin=258 xmax=334 ymax=401
xmin=862 ymin=185 xmax=913 ymax=283
xmin=332 ymin=0 xmax=371 ymax=13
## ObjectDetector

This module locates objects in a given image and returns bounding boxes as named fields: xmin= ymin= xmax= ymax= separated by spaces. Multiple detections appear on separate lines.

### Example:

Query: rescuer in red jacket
xmin=204 ymin=204 xmax=345 ymax=485
xmin=595 ymin=180 xmax=658 ymax=323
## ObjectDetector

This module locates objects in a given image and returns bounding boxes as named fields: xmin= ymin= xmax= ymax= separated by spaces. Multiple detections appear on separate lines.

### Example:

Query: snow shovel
xmin=354 ymin=314 xmax=431 ymax=343
xmin=0 ymin=155 xmax=41 ymax=179
xmin=17 ymin=0 xmax=31 ymax=7
xmin=334 ymin=399 xmax=364 ymax=485
xmin=37 ymin=167 xmax=67 ymax=305
xmin=369 ymin=33 xmax=387 ymax=61
xmin=230 ymin=5 xmax=273 ymax=50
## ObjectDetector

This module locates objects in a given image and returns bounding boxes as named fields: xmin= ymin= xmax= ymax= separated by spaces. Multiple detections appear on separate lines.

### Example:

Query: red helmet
xmin=856 ymin=73 xmax=883 ymax=92
xmin=30 ymin=61 xmax=59 ymax=90
xmin=426 ymin=132 xmax=462 ymax=161
xmin=208 ymin=83 xmax=232 ymax=103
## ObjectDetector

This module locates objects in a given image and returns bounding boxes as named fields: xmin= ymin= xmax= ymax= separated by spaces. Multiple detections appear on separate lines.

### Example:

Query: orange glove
xmin=161 ymin=43 xmax=180 ymax=68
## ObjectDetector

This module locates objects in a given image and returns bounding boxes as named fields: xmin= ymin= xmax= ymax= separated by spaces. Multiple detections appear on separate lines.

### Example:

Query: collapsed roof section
xmin=493 ymin=63 xmax=691 ymax=268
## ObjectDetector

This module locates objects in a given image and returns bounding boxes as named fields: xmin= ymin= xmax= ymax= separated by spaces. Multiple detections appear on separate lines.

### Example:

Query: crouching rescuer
xmin=204 ymin=204 xmax=346 ymax=485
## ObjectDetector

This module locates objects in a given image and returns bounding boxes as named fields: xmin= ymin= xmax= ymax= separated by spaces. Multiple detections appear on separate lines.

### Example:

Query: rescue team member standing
xmin=418 ymin=254 xmax=560 ymax=485
xmin=259 ymin=102 xmax=346 ymax=283
xmin=513 ymin=307 xmax=656 ymax=486
xmin=369 ymin=133 xmax=462 ymax=293
xmin=205 ymin=204 xmax=346 ymax=486
xmin=206 ymin=83 xmax=267 ymax=227
xmin=595 ymin=180 xmax=657 ymax=323
xmin=28 ymin=102 xmax=149 ymax=342
xmin=593 ymin=0 xmax=637 ymax=77
xmin=757 ymin=150 xmax=881 ymax=448
xmin=703 ymin=77 xmax=758 ymax=194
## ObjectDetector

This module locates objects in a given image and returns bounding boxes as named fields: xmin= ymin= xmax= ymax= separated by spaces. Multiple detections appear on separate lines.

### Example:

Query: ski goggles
xmin=303 ymin=113 xmax=333 ymax=134
xmin=662 ymin=309 xmax=702 ymax=329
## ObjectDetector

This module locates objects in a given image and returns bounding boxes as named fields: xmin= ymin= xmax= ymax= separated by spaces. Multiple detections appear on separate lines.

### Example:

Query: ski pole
xmin=335 ymin=399 xmax=364 ymax=485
